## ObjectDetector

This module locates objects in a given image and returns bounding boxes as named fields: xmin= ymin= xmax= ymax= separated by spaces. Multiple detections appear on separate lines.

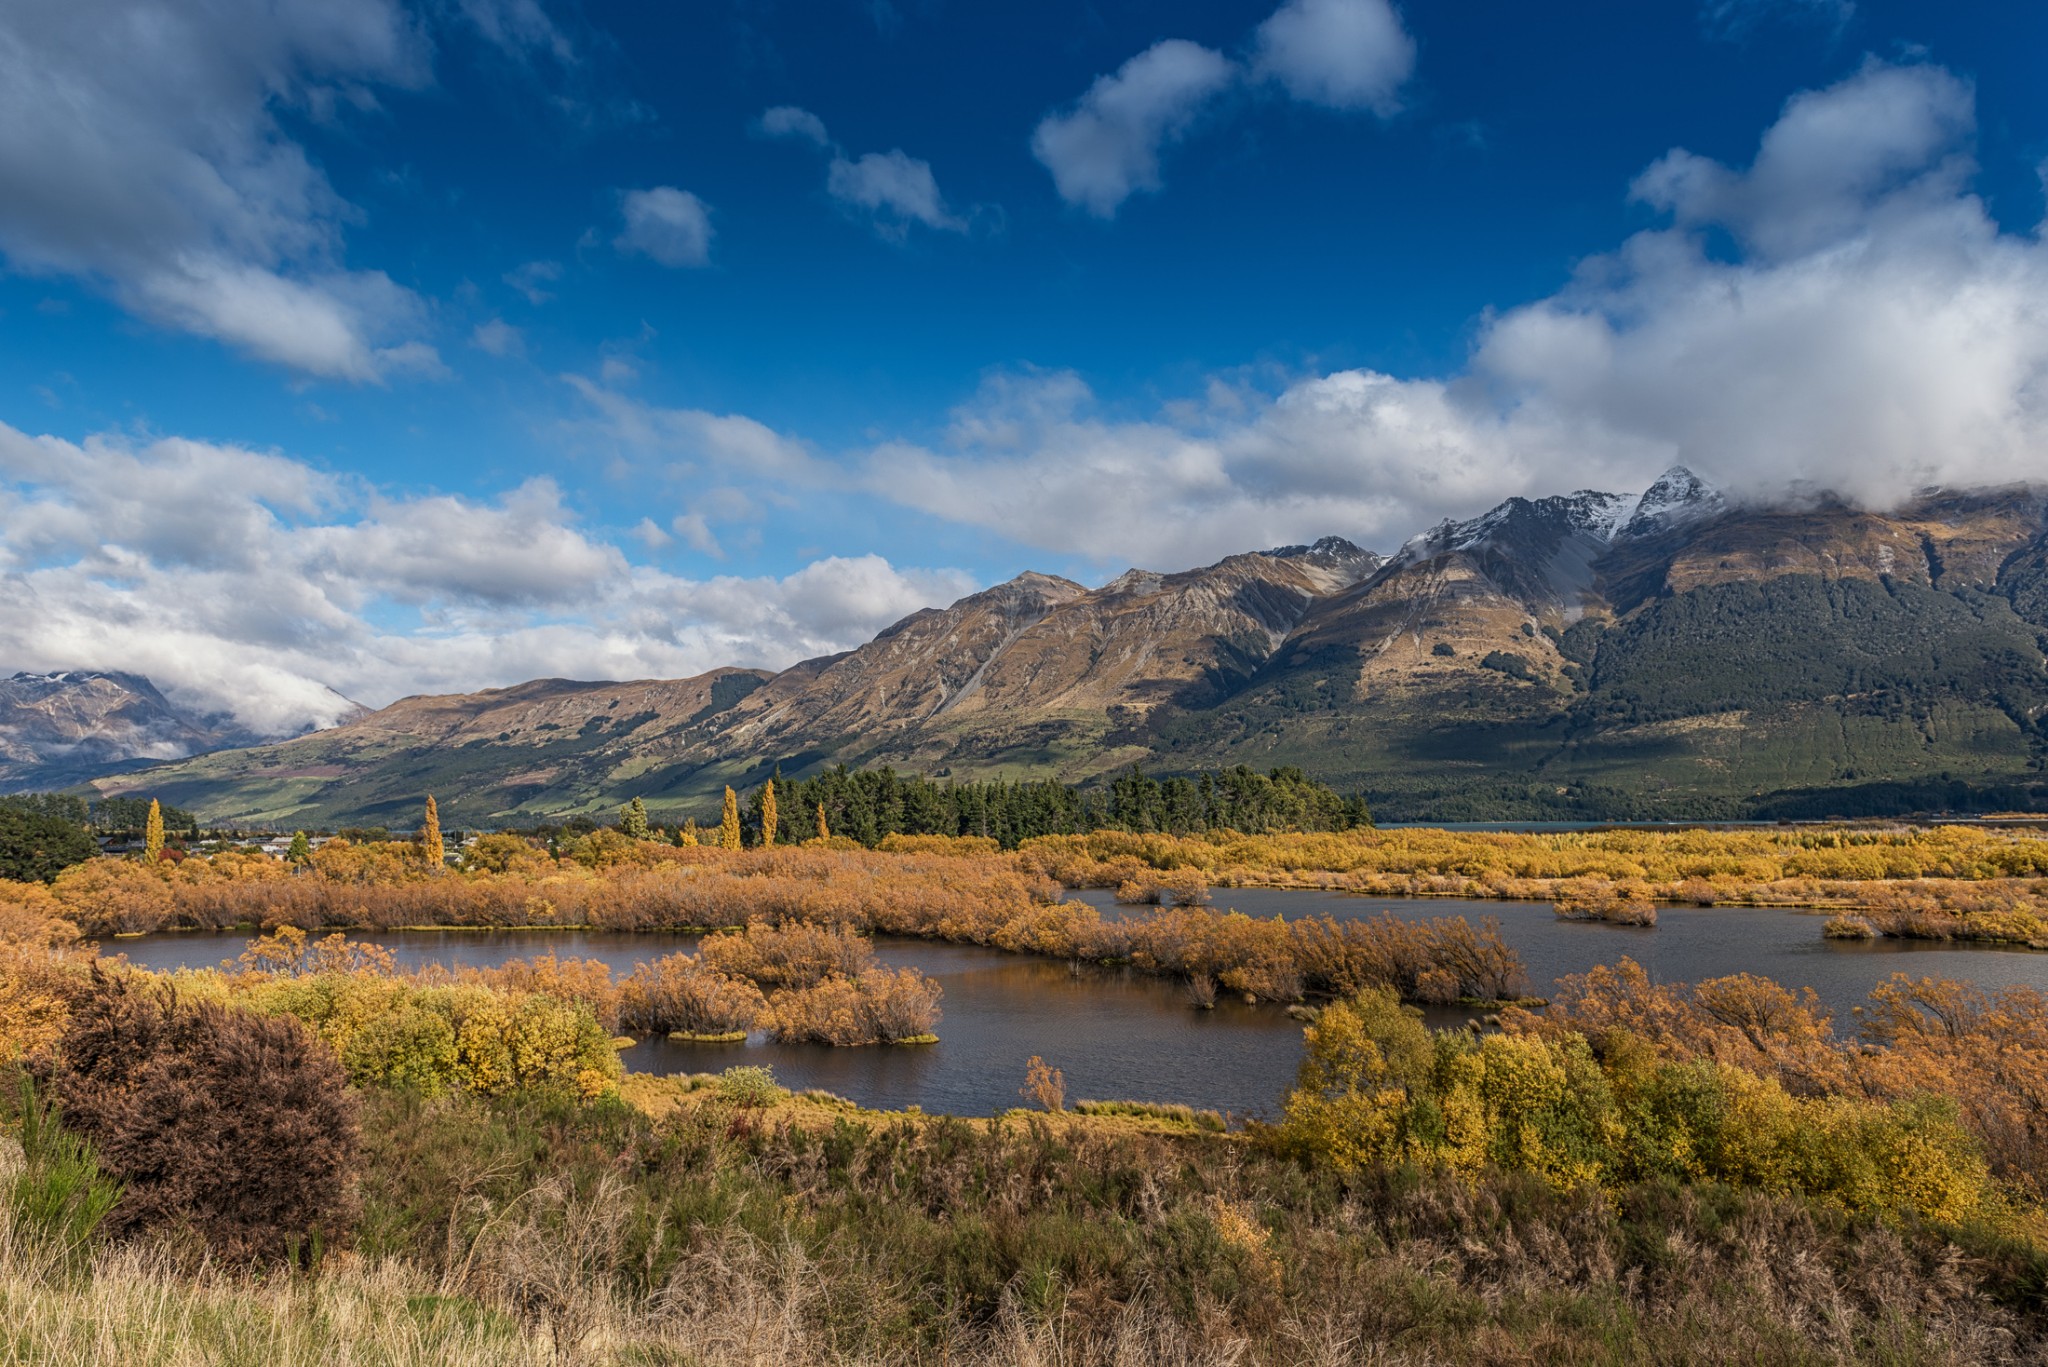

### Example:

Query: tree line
xmin=727 ymin=764 xmax=1372 ymax=849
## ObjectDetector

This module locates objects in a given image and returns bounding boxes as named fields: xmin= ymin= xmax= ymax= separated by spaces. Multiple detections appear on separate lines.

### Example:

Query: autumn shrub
xmin=0 ymin=944 xmax=80 ymax=1062
xmin=1553 ymin=878 xmax=1658 ymax=926
xmin=31 ymin=968 xmax=360 ymax=1262
xmin=229 ymin=954 xmax=621 ymax=1099
xmin=49 ymin=859 xmax=175 ymax=936
xmin=762 ymin=968 xmax=942 ymax=1045
xmin=617 ymin=952 xmax=766 ymax=1039
xmin=1021 ymin=1055 xmax=1065 ymax=1112
xmin=1272 ymin=985 xmax=2005 ymax=1227
xmin=0 ymin=880 xmax=78 ymax=949
xmin=449 ymin=991 xmax=620 ymax=1100
xmin=698 ymin=921 xmax=876 ymax=987
xmin=466 ymin=949 xmax=622 ymax=1029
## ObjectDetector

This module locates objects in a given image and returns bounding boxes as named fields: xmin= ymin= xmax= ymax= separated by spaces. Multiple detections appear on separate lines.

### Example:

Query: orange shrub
xmin=761 ymin=968 xmax=942 ymax=1046
xmin=617 ymin=953 xmax=765 ymax=1038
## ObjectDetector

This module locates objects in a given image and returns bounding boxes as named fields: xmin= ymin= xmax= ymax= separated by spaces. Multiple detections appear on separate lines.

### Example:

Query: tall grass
xmin=3 ymin=1082 xmax=2045 ymax=1364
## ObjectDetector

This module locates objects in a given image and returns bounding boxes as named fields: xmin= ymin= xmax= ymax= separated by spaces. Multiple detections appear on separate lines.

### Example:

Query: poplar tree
xmin=719 ymin=787 xmax=742 ymax=850
xmin=815 ymin=802 xmax=830 ymax=843
xmin=286 ymin=831 xmax=312 ymax=865
xmin=680 ymin=818 xmax=699 ymax=847
xmin=422 ymin=796 xmax=445 ymax=869
xmin=621 ymin=796 xmax=650 ymax=841
xmin=143 ymin=799 xmax=164 ymax=861
xmin=760 ymin=782 xmax=778 ymax=848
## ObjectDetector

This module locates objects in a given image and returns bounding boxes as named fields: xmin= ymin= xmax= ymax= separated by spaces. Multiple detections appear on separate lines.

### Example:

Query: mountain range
xmin=0 ymin=671 xmax=324 ymax=793
xmin=46 ymin=467 xmax=2048 ymax=826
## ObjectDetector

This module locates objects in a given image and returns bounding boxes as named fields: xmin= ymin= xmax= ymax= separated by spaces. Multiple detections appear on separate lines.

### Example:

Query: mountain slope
xmin=1157 ymin=477 xmax=2048 ymax=816
xmin=97 ymin=473 xmax=2048 ymax=825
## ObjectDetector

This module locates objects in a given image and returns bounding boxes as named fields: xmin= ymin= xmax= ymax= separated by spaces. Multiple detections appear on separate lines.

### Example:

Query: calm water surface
xmin=108 ymin=891 xmax=2048 ymax=1119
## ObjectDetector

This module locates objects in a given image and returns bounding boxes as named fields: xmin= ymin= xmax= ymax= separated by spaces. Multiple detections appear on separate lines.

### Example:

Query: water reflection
xmin=105 ymin=890 xmax=2048 ymax=1119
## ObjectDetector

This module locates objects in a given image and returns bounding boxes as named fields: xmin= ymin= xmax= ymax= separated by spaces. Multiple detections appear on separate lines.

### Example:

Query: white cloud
xmin=471 ymin=318 xmax=525 ymax=357
xmin=1252 ymin=0 xmax=1415 ymax=115
xmin=1031 ymin=40 xmax=1237 ymax=217
xmin=760 ymin=106 xmax=967 ymax=237
xmin=758 ymin=105 xmax=832 ymax=147
xmin=0 ymin=419 xmax=975 ymax=733
xmin=563 ymin=375 xmax=823 ymax=479
xmin=826 ymin=150 xmax=965 ymax=234
xmin=0 ymin=0 xmax=443 ymax=381
xmin=1631 ymin=60 xmax=1972 ymax=258
xmin=878 ymin=61 xmax=2048 ymax=563
xmin=614 ymin=187 xmax=714 ymax=268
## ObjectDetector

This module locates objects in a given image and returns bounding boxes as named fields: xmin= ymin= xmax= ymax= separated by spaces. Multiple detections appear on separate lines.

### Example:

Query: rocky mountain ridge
xmin=0 ymin=672 xmax=338 ymax=793
xmin=88 ymin=469 xmax=2048 ymax=825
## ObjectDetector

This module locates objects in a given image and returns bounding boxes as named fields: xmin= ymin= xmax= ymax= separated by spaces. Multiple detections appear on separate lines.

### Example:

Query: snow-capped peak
xmin=1616 ymin=465 xmax=1723 ymax=539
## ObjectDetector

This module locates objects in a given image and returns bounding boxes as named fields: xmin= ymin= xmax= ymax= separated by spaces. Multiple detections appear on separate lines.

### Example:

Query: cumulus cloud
xmin=0 ymin=0 xmax=445 ymax=381
xmin=1031 ymin=40 xmax=1237 ymax=217
xmin=614 ymin=187 xmax=715 ymax=268
xmin=826 ymin=150 xmax=965 ymax=234
xmin=1631 ymin=61 xmax=1972 ymax=258
xmin=1252 ymin=0 xmax=1415 ymax=114
xmin=759 ymin=106 xmax=966 ymax=236
xmin=0 ymin=419 xmax=975 ymax=733
xmin=889 ymin=60 xmax=2048 ymax=563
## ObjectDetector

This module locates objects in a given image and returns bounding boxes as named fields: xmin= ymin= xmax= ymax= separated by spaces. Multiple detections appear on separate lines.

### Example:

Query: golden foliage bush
xmin=1501 ymin=958 xmax=2048 ymax=1204
xmin=1274 ymin=985 xmax=2006 ymax=1228
xmin=616 ymin=953 xmax=765 ymax=1039
xmin=698 ymin=921 xmax=875 ymax=988
xmin=760 ymin=967 xmax=942 ymax=1045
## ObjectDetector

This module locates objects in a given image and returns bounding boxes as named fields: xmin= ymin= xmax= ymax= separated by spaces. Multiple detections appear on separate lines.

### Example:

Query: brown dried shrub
xmin=32 ymin=967 xmax=360 ymax=1262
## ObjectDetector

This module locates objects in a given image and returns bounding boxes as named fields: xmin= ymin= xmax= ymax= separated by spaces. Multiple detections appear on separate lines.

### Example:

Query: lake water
xmin=104 ymin=891 xmax=2048 ymax=1119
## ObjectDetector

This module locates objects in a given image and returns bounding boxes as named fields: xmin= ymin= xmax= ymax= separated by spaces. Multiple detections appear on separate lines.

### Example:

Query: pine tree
xmin=286 ymin=831 xmax=312 ymax=865
xmin=621 ymin=796 xmax=650 ymax=841
xmin=719 ymin=787 xmax=742 ymax=850
xmin=422 ymin=795 xmax=445 ymax=869
xmin=760 ymin=782 xmax=778 ymax=848
xmin=815 ymin=802 xmax=830 ymax=843
xmin=143 ymin=799 xmax=164 ymax=861
xmin=680 ymin=818 xmax=699 ymax=847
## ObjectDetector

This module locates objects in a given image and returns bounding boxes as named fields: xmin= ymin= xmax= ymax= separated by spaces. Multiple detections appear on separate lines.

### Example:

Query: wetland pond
xmin=106 ymin=888 xmax=2048 ymax=1120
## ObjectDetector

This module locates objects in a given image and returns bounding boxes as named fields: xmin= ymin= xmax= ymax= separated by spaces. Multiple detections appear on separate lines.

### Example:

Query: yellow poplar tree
xmin=422 ymin=795 xmax=445 ymax=869
xmin=680 ymin=818 xmax=699 ymax=847
xmin=815 ymin=802 xmax=829 ymax=843
xmin=760 ymin=782 xmax=778 ymax=849
xmin=719 ymin=787 xmax=742 ymax=850
xmin=143 ymin=799 xmax=164 ymax=861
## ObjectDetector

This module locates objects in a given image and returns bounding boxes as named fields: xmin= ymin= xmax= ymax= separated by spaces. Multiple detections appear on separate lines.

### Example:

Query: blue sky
xmin=2 ymin=0 xmax=2046 ymax=728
